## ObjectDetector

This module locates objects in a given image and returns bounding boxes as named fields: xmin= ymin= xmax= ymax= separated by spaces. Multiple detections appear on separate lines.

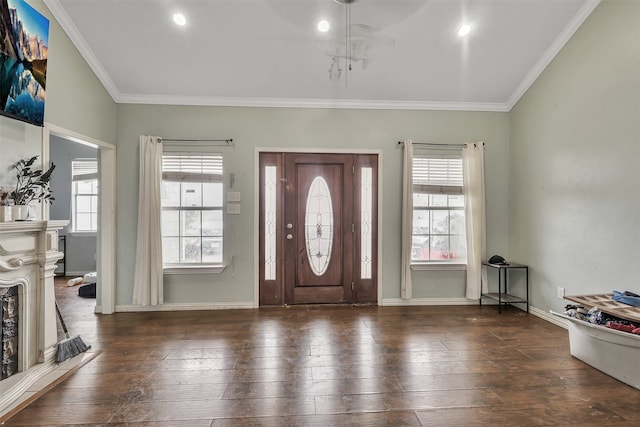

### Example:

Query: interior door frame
xmin=254 ymin=148 xmax=383 ymax=307
xmin=44 ymin=123 xmax=117 ymax=314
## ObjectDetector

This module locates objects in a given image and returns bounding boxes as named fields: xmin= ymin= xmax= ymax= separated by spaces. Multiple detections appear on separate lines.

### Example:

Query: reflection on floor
xmin=4 ymin=285 xmax=640 ymax=426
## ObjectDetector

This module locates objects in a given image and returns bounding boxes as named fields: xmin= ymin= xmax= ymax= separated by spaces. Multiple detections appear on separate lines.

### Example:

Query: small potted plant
xmin=0 ymin=189 xmax=12 ymax=222
xmin=10 ymin=156 xmax=55 ymax=220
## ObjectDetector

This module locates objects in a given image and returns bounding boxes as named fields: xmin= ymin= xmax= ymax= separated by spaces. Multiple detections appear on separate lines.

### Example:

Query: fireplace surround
xmin=0 ymin=220 xmax=67 ymax=416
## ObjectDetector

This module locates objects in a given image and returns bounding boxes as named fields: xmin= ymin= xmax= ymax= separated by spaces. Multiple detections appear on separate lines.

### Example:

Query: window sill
xmin=163 ymin=264 xmax=226 ymax=275
xmin=67 ymin=231 xmax=97 ymax=236
xmin=411 ymin=263 xmax=467 ymax=271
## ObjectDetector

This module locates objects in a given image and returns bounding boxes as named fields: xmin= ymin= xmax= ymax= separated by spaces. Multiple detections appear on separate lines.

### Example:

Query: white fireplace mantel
xmin=0 ymin=220 xmax=68 ymax=233
xmin=0 ymin=220 xmax=68 ymax=417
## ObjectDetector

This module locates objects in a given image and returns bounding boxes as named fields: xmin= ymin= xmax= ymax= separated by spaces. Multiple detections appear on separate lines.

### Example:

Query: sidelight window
xmin=264 ymin=166 xmax=277 ymax=280
xmin=360 ymin=166 xmax=373 ymax=279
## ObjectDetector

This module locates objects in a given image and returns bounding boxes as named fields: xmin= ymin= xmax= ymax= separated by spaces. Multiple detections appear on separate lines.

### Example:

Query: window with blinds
xmin=161 ymin=153 xmax=224 ymax=266
xmin=412 ymin=155 xmax=466 ymax=263
xmin=71 ymin=159 xmax=99 ymax=232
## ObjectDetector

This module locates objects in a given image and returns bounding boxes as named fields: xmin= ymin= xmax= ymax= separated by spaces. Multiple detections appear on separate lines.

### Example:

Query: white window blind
xmin=162 ymin=154 xmax=223 ymax=183
xmin=72 ymin=159 xmax=98 ymax=181
xmin=413 ymin=157 xmax=463 ymax=195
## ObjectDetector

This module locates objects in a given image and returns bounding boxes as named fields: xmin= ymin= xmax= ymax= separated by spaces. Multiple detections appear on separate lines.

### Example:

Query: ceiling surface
xmin=45 ymin=0 xmax=599 ymax=111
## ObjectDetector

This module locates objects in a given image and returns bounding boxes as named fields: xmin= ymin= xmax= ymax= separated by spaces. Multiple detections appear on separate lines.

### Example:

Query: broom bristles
xmin=55 ymin=335 xmax=91 ymax=363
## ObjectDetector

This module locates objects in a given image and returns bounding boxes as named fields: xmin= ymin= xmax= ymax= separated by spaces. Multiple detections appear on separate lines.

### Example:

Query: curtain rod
xmin=397 ymin=141 xmax=465 ymax=148
xmin=397 ymin=141 xmax=485 ymax=148
xmin=161 ymin=138 xmax=233 ymax=145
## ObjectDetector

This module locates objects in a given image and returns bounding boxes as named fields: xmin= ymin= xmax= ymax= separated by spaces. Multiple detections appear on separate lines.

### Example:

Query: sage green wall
xmin=9 ymin=0 xmax=639 ymax=314
xmin=0 ymin=1 xmax=116 ymax=201
xmin=116 ymin=105 xmax=509 ymax=306
xmin=34 ymin=0 xmax=117 ymax=143
xmin=509 ymin=0 xmax=640 ymax=314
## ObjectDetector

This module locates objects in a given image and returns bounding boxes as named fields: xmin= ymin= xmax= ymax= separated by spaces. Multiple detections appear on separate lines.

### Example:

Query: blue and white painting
xmin=0 ymin=0 xmax=49 ymax=126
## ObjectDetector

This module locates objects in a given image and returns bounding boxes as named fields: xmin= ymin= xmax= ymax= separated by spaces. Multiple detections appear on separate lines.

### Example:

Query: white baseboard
xmin=116 ymin=301 xmax=255 ymax=312
xmin=116 ymin=300 xmax=569 ymax=332
xmin=381 ymin=298 xmax=568 ymax=330
xmin=382 ymin=297 xmax=478 ymax=306
xmin=529 ymin=305 xmax=568 ymax=329
xmin=64 ymin=271 xmax=91 ymax=277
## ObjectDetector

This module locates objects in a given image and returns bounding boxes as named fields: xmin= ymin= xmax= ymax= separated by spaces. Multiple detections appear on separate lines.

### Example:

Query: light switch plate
xmin=227 ymin=203 xmax=241 ymax=214
xmin=227 ymin=191 xmax=241 ymax=202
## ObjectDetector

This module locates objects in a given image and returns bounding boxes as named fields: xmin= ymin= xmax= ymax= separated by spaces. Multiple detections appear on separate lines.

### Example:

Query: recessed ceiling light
xmin=173 ymin=13 xmax=186 ymax=26
xmin=317 ymin=19 xmax=330 ymax=33
xmin=458 ymin=24 xmax=471 ymax=37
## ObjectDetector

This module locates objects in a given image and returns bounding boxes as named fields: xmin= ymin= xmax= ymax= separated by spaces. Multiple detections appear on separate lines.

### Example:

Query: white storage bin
xmin=556 ymin=313 xmax=640 ymax=390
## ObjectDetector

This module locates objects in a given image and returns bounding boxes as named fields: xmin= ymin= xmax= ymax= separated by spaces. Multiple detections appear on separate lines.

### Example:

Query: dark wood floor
xmin=3 ymin=278 xmax=640 ymax=426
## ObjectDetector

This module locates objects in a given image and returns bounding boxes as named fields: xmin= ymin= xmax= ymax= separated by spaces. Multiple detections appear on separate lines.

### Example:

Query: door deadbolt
xmin=286 ymin=223 xmax=293 ymax=229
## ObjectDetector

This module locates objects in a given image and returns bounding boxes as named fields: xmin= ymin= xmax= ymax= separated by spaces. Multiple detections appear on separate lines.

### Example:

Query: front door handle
xmin=286 ymin=234 xmax=293 ymax=240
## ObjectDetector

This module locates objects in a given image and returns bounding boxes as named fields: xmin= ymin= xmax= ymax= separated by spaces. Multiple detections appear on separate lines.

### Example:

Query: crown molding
xmin=45 ymin=0 xmax=598 ymax=113
xmin=118 ymin=93 xmax=510 ymax=112
xmin=506 ymin=0 xmax=601 ymax=110
xmin=43 ymin=0 xmax=123 ymax=102
xmin=42 ymin=0 xmax=507 ymax=112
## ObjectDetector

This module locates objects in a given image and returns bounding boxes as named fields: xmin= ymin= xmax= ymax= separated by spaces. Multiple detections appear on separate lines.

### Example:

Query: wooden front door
xmin=284 ymin=153 xmax=352 ymax=304
xmin=259 ymin=152 xmax=377 ymax=305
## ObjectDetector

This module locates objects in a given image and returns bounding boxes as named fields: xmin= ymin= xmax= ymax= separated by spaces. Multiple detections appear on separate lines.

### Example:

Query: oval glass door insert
xmin=305 ymin=176 xmax=334 ymax=276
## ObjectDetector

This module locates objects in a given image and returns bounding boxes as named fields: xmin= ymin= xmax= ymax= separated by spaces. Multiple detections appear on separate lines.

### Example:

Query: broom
xmin=55 ymin=300 xmax=91 ymax=363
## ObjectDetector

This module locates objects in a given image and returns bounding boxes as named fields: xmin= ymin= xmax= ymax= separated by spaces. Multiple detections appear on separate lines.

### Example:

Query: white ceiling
xmin=45 ymin=0 xmax=599 ymax=112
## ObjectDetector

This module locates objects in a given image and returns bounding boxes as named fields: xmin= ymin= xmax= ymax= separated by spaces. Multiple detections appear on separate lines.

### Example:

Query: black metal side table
xmin=480 ymin=262 xmax=529 ymax=313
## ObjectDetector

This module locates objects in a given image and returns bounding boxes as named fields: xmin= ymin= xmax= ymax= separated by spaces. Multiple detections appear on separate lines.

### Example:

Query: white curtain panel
xmin=401 ymin=140 xmax=414 ymax=300
xmin=462 ymin=142 xmax=487 ymax=300
xmin=132 ymin=135 xmax=164 ymax=305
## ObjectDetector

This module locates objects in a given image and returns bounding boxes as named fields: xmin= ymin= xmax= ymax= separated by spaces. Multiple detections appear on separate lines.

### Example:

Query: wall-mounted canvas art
xmin=0 ymin=0 xmax=49 ymax=127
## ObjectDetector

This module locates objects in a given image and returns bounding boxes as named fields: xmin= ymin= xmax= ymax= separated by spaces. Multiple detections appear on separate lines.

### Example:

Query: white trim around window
xmin=163 ymin=265 xmax=226 ymax=275
xmin=71 ymin=158 xmax=99 ymax=233
xmin=161 ymin=151 xmax=225 ymax=271
xmin=411 ymin=263 xmax=467 ymax=271
xmin=410 ymin=154 xmax=467 ymax=266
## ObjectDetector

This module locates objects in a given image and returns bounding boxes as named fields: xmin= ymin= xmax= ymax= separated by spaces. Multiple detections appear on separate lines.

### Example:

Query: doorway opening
xmin=45 ymin=124 xmax=116 ymax=314
xmin=50 ymin=135 xmax=98 ymax=295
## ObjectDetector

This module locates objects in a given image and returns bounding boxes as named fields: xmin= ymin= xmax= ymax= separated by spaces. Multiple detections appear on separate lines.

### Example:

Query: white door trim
xmin=43 ymin=123 xmax=117 ymax=314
